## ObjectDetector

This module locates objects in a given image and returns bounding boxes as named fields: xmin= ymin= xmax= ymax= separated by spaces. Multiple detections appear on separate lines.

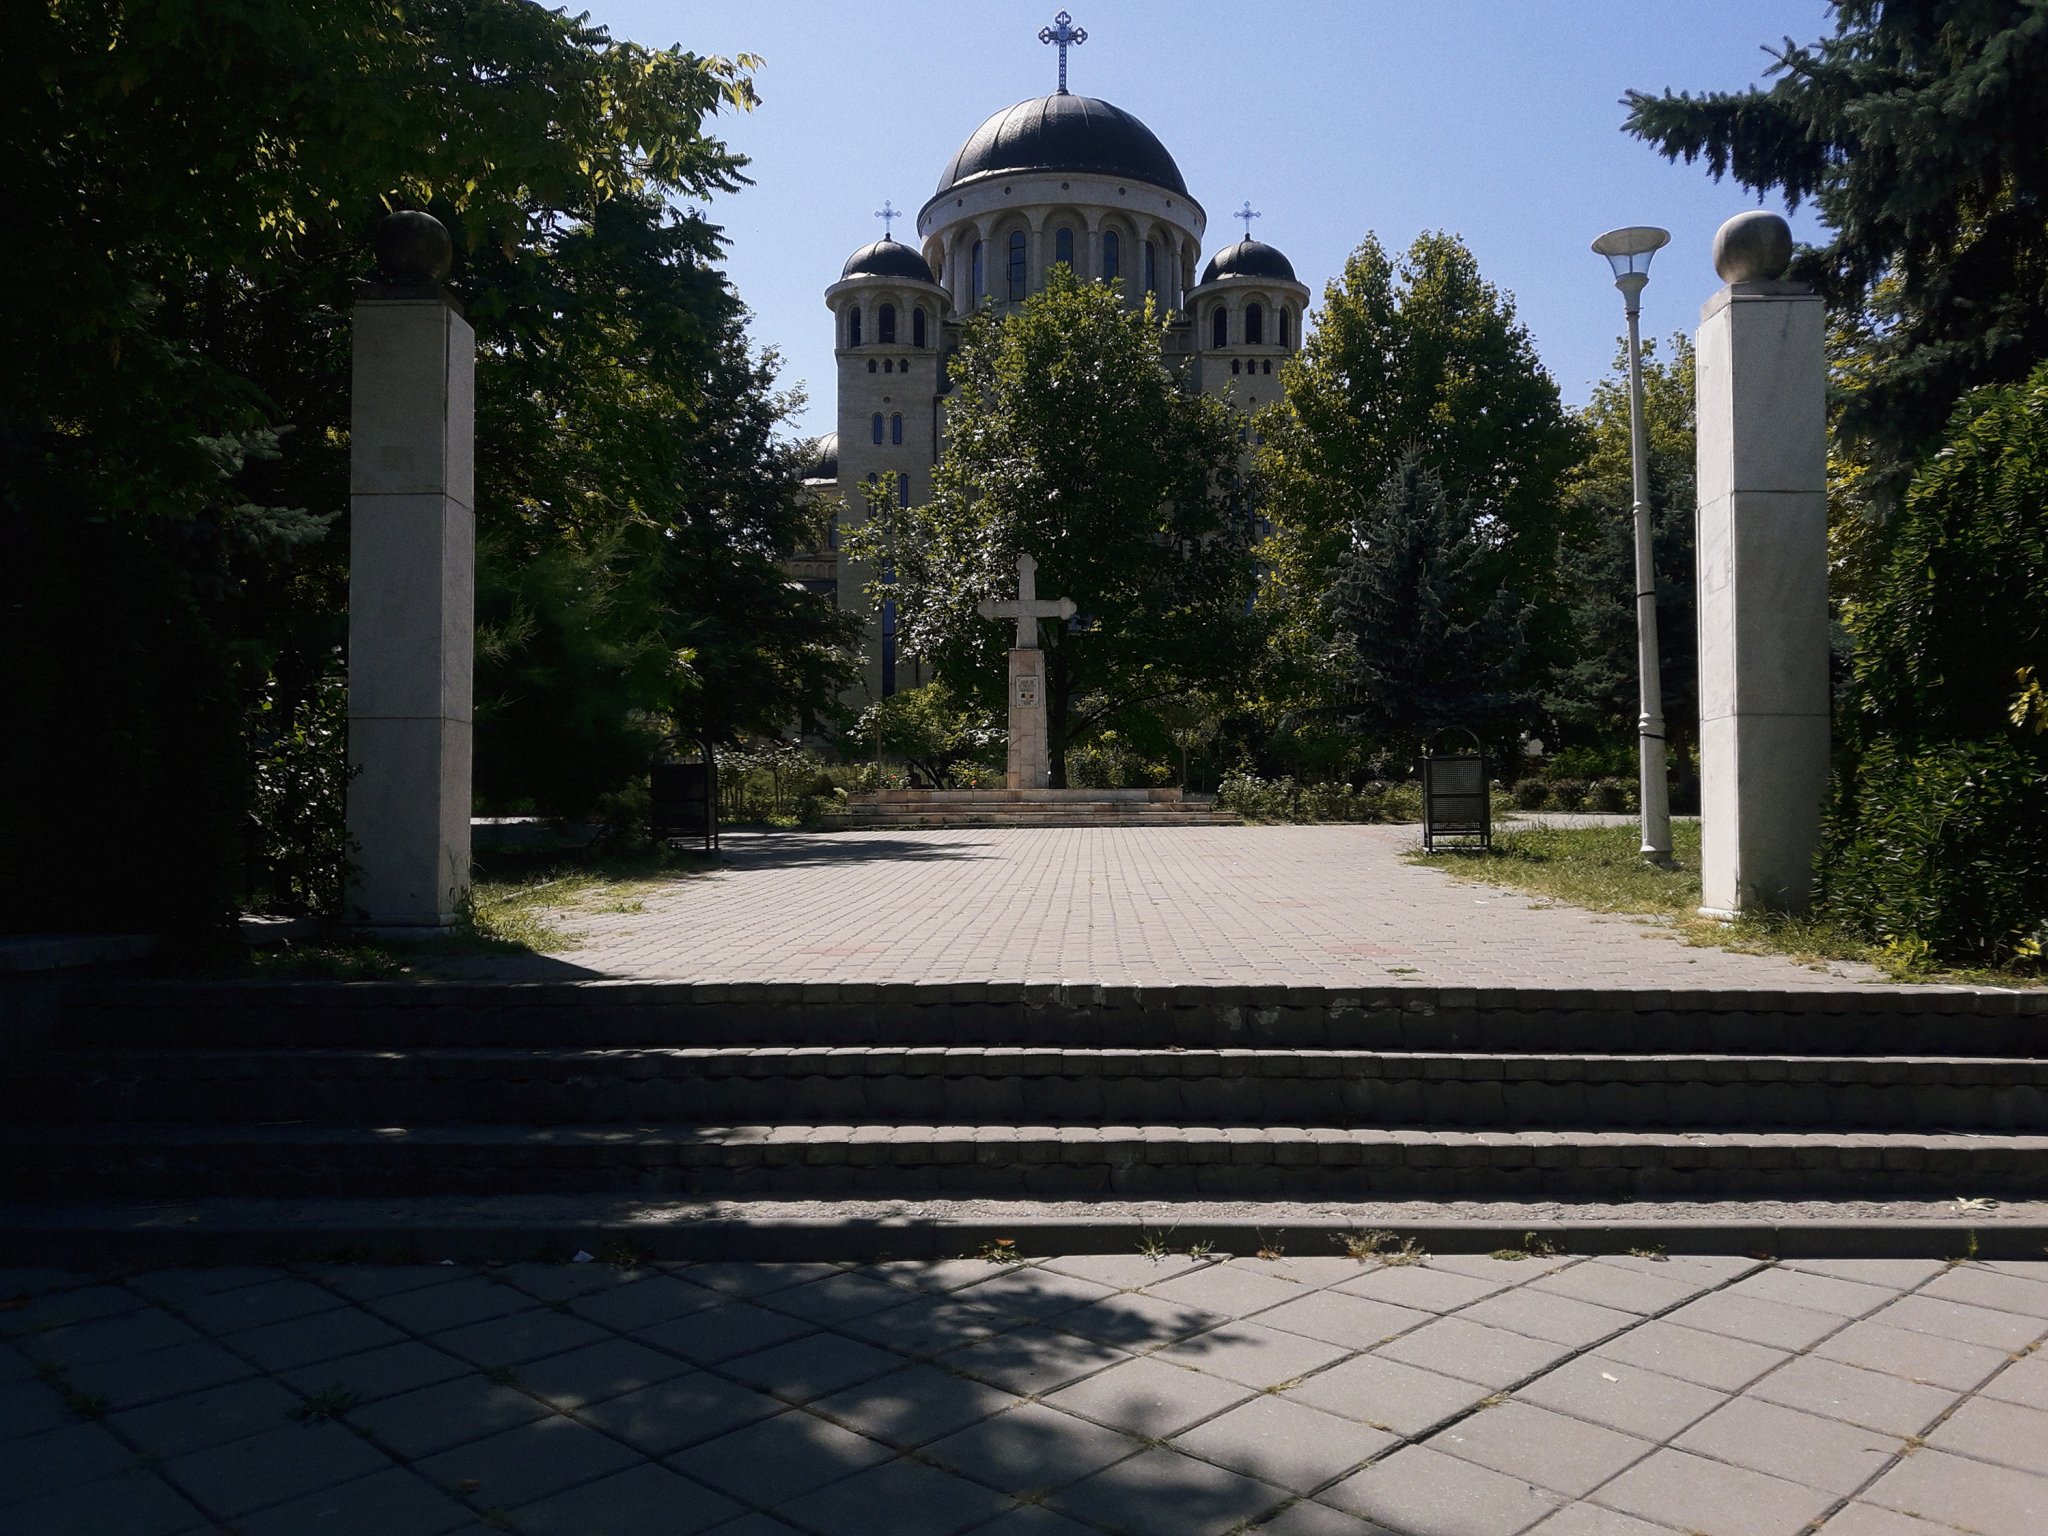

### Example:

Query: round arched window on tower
xmin=1245 ymin=303 xmax=1264 ymax=345
xmin=879 ymin=304 xmax=897 ymax=345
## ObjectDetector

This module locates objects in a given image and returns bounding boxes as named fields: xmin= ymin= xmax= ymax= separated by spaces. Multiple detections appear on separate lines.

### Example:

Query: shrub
xmin=1547 ymin=778 xmax=1589 ymax=812
xmin=1378 ymin=782 xmax=1425 ymax=823
xmin=1589 ymin=777 xmax=1633 ymax=813
xmin=1512 ymin=779 xmax=1549 ymax=812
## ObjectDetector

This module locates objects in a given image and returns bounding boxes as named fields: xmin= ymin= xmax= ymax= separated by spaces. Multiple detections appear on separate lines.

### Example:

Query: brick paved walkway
xmin=6 ymin=1250 xmax=2044 ymax=1535
xmin=502 ymin=826 xmax=1894 ymax=989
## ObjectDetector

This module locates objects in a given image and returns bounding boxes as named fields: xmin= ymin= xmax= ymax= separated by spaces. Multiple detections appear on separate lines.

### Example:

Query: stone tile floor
xmin=4 ymin=1249 xmax=2044 ymax=1535
xmin=473 ymin=825 xmax=1908 ymax=990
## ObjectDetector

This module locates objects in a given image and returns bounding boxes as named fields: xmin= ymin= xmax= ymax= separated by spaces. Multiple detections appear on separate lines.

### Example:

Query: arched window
xmin=971 ymin=240 xmax=985 ymax=301
xmin=898 ymin=475 xmax=910 ymax=507
xmin=879 ymin=304 xmax=896 ymax=344
xmin=1144 ymin=240 xmax=1157 ymax=295
xmin=1245 ymin=303 xmax=1265 ymax=345
xmin=883 ymin=359 xmax=893 ymax=374
xmin=1212 ymin=307 xmax=1228 ymax=349
xmin=866 ymin=471 xmax=879 ymax=486
xmin=912 ymin=308 xmax=927 ymax=348
xmin=1279 ymin=307 xmax=1293 ymax=347
xmin=871 ymin=413 xmax=884 ymax=445
xmin=1231 ymin=359 xmax=1241 ymax=375
xmin=1007 ymin=230 xmax=1027 ymax=302
xmin=1055 ymin=227 xmax=1074 ymax=267
xmin=1102 ymin=231 xmax=1120 ymax=283
xmin=848 ymin=306 xmax=862 ymax=348
xmin=867 ymin=359 xmax=877 ymax=373
xmin=890 ymin=413 xmax=903 ymax=446
xmin=1262 ymin=359 xmax=1272 ymax=375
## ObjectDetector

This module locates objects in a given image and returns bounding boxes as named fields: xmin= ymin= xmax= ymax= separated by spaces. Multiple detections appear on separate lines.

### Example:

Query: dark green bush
xmin=1590 ymin=777 xmax=1633 ymax=813
xmin=1547 ymin=778 xmax=1589 ymax=812
xmin=1512 ymin=779 xmax=1549 ymax=811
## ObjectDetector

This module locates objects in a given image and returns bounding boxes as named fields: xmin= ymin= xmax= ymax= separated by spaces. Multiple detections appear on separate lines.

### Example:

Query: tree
xmin=1256 ymin=232 xmax=1583 ymax=735
xmin=850 ymin=267 xmax=1261 ymax=787
xmin=1324 ymin=454 xmax=1535 ymax=768
xmin=1624 ymin=1 xmax=2048 ymax=502
xmin=1545 ymin=337 xmax=1700 ymax=800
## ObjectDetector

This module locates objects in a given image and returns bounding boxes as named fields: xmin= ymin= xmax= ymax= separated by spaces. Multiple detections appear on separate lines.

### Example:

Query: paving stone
xmin=435 ymin=1307 xmax=610 ymax=1369
xmin=1661 ymin=1291 xmax=1843 ymax=1351
xmin=1053 ymin=1289 xmax=1225 ymax=1353
xmin=1520 ymin=1505 xmax=1688 ymax=1535
xmin=1257 ymin=1289 xmax=1428 ymax=1350
xmin=1745 ymin=1354 xmax=1955 ymax=1437
xmin=868 ymin=1257 xmax=1023 ymax=1293
xmin=1426 ymin=1252 xmax=1578 ymax=1282
xmin=1052 ymin=1445 xmax=1290 ymax=1536
xmin=512 ymin=1336 xmax=693 ymax=1411
xmin=968 ymin=1504 xmax=1110 ymax=1535
xmin=1531 ymin=1262 xmax=1708 ymax=1316
xmin=1515 ymin=1353 xmax=1726 ymax=1441
xmin=1173 ymin=1393 xmax=1395 ymax=1494
xmin=938 ymin=1323 xmax=1131 ymax=1395
xmin=667 ymin=1409 xmax=893 ymax=1506
xmin=177 ymin=1276 xmax=347 ymax=1335
xmin=1925 ymin=1393 xmax=2048 ymax=1475
xmin=25 ymin=1307 xmax=205 ymax=1367
xmin=1332 ymin=1264 xmax=1505 ymax=1313
xmin=724 ymin=1331 xmax=906 ymax=1403
xmin=807 ymin=1363 xmax=1019 ymax=1448
xmin=1286 ymin=1353 xmax=1492 ymax=1437
xmin=638 ymin=1300 xmax=814 ymax=1364
xmin=164 ymin=1418 xmax=391 ymax=1519
xmin=1321 ymin=1443 xmax=1560 ymax=1535
xmin=0 ymin=1420 xmax=141 ymax=1506
xmin=774 ymin=1454 xmax=1014 ymax=1536
xmin=758 ymin=1270 xmax=917 ymax=1325
xmin=1814 ymin=1503 xmax=1963 ymax=1534
xmin=7 ymin=1283 xmax=149 ymax=1333
xmin=1814 ymin=1319 xmax=2010 ymax=1391
xmin=924 ymin=1399 xmax=1143 ymax=1495
xmin=1673 ymin=1395 xmax=1902 ymax=1495
xmin=680 ymin=1262 xmax=845 ymax=1298
xmin=1592 ymin=1320 xmax=1789 ymax=1392
xmin=126 ymin=1267 xmax=290 ymax=1306
xmin=835 ymin=1292 xmax=1011 ymax=1357
xmin=1983 ymin=1348 xmax=2048 ymax=1410
xmin=568 ymin=1273 xmax=727 ymax=1331
xmin=368 ymin=1276 xmax=539 ymax=1334
xmin=0 ymin=1466 xmax=211 ymax=1536
xmin=576 ymin=1370 xmax=786 ymax=1455
xmin=1250 ymin=1499 xmax=1390 ymax=1535
xmin=1145 ymin=1263 xmax=1313 ymax=1318
xmin=1042 ymin=1353 xmax=1254 ymax=1438
xmin=348 ymin=1375 xmax=551 ymax=1460
xmin=0 ymin=1268 xmax=94 ymax=1298
xmin=1037 ymin=1251 xmax=1209 ymax=1289
xmin=1864 ymin=1446 xmax=2048 ymax=1536
xmin=951 ymin=1267 xmax=1119 ymax=1327
xmin=1919 ymin=1264 xmax=2048 ymax=1320
xmin=106 ymin=1375 xmax=305 ymax=1458
xmin=701 ymin=1517 xmax=807 ymax=1536
xmin=62 ymin=1337 xmax=256 ymax=1410
xmin=1430 ymin=1400 xmax=1655 ymax=1497
xmin=495 ymin=1261 xmax=664 ymax=1303
xmin=0 ymin=1376 xmax=73 ymax=1439
xmin=1373 ymin=1316 xmax=1573 ymax=1389
xmin=1872 ymin=1292 xmax=2047 ymax=1350
xmin=1597 ymin=1253 xmax=1762 ymax=1285
xmin=1152 ymin=1319 xmax=1352 ymax=1389
xmin=277 ymin=1338 xmax=471 ymax=1403
xmin=415 ymin=1415 xmax=641 ymax=1509
xmin=228 ymin=1305 xmax=411 ymax=1370
xmin=1781 ymin=1258 xmax=1948 ymax=1291
xmin=1458 ymin=1286 xmax=1635 ymax=1348
xmin=1724 ymin=1265 xmax=1899 ymax=1319
xmin=232 ymin=1465 xmax=475 ymax=1536
xmin=1591 ymin=1446 xmax=1835 ymax=1536
xmin=299 ymin=1264 xmax=469 ymax=1300
xmin=1229 ymin=1256 xmax=1380 ymax=1289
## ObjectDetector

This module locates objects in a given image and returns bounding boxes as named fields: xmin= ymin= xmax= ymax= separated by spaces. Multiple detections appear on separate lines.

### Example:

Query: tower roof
xmin=1200 ymin=239 xmax=1298 ymax=285
xmin=935 ymin=94 xmax=1188 ymax=198
xmin=840 ymin=237 xmax=936 ymax=283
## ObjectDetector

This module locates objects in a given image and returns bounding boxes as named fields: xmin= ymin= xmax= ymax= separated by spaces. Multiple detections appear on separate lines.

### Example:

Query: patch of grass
xmin=972 ymin=1237 xmax=1025 ymax=1264
xmin=1136 ymin=1229 xmax=1173 ymax=1262
xmin=1337 ymin=1230 xmax=1426 ymax=1265
xmin=1488 ymin=1233 xmax=1560 ymax=1262
xmin=1627 ymin=1244 xmax=1669 ymax=1262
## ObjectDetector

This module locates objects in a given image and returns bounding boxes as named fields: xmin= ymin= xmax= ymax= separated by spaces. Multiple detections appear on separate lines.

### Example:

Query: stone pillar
xmin=1695 ymin=212 xmax=1829 ymax=916
xmin=1007 ymin=650 xmax=1049 ymax=790
xmin=345 ymin=212 xmax=474 ymax=930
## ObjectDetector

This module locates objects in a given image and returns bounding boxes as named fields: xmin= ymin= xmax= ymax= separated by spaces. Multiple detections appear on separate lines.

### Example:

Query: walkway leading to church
xmin=507 ymin=825 xmax=1892 ymax=990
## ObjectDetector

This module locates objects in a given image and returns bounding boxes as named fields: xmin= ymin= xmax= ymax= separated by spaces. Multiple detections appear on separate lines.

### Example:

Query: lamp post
xmin=1591 ymin=225 xmax=1674 ymax=867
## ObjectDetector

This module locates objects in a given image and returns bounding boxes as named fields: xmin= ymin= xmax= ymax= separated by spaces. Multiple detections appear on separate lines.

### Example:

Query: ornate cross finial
xmin=1234 ymin=201 xmax=1262 ymax=240
xmin=1038 ymin=10 xmax=1087 ymax=95
xmin=874 ymin=200 xmax=900 ymax=238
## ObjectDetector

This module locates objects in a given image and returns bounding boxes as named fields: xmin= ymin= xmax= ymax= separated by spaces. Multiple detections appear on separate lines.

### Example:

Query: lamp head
xmin=1591 ymin=226 xmax=1670 ymax=298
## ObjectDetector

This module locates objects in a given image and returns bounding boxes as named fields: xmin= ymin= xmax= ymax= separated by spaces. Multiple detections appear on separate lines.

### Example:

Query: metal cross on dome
xmin=1039 ymin=10 xmax=1087 ymax=95
xmin=874 ymin=200 xmax=900 ymax=238
xmin=1235 ymin=201 xmax=1261 ymax=239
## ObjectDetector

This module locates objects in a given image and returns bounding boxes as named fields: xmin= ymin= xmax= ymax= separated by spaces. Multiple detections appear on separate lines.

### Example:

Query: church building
xmin=799 ymin=13 xmax=1312 ymax=701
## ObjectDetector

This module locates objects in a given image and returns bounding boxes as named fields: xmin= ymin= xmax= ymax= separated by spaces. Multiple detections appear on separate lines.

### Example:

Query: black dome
xmin=805 ymin=431 xmax=839 ymax=481
xmin=1200 ymin=239 xmax=1297 ymax=285
xmin=841 ymin=238 xmax=935 ymax=282
xmin=936 ymin=95 xmax=1188 ymax=198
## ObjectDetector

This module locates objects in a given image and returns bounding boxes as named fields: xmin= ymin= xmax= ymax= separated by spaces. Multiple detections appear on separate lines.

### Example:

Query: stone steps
xmin=18 ymin=1046 xmax=2047 ymax=1132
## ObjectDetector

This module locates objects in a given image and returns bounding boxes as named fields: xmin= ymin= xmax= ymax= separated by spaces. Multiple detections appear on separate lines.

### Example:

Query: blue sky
xmin=583 ymin=1 xmax=1838 ymax=439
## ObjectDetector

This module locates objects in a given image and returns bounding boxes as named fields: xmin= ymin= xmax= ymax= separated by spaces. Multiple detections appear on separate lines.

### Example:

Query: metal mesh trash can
xmin=1421 ymin=729 xmax=1490 ymax=852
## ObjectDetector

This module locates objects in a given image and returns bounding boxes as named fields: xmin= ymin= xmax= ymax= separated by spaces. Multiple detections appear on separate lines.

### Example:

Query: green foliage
xmin=1216 ymin=774 xmax=1423 ymax=824
xmin=844 ymin=684 xmax=996 ymax=789
xmin=1624 ymin=1 xmax=2048 ymax=496
xmin=246 ymin=659 xmax=352 ymax=914
xmin=849 ymin=266 xmax=1260 ymax=786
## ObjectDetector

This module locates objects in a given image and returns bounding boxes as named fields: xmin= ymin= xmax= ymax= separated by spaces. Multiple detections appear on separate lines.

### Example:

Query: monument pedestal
xmin=1006 ymin=649 xmax=1049 ymax=790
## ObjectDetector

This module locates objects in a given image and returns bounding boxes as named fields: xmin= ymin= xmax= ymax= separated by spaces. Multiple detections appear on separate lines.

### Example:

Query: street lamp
xmin=1590 ymin=224 xmax=1674 ymax=867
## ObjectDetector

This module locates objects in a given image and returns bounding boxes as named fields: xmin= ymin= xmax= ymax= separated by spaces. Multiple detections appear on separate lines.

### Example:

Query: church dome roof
xmin=936 ymin=94 xmax=1188 ymax=198
xmin=804 ymin=431 xmax=839 ymax=480
xmin=1200 ymin=239 xmax=1297 ymax=285
xmin=840 ymin=238 xmax=935 ymax=283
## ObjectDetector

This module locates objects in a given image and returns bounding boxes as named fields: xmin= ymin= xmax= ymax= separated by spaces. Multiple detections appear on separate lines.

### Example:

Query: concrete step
xmin=20 ymin=1047 xmax=2047 ymax=1132
xmin=4 ymin=1121 xmax=2040 ymax=1200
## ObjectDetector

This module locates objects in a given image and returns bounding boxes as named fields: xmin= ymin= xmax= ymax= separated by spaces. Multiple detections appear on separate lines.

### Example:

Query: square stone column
xmin=345 ymin=296 xmax=475 ymax=929
xmin=1695 ymin=279 xmax=1829 ymax=915
xmin=1007 ymin=649 xmax=1049 ymax=790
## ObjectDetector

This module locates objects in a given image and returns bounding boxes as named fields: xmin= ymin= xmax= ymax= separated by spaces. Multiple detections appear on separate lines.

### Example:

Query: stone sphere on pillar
xmin=1713 ymin=211 xmax=1794 ymax=284
xmin=375 ymin=210 xmax=454 ymax=286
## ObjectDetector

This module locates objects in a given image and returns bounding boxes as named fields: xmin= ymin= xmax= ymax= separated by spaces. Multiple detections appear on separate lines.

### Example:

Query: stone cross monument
xmin=1695 ymin=210 xmax=1829 ymax=915
xmin=976 ymin=553 xmax=1075 ymax=790
xmin=345 ymin=211 xmax=475 ymax=931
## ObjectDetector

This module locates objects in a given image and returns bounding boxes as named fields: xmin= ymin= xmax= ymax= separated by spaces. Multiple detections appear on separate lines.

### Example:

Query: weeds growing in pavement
xmin=973 ymin=1237 xmax=1025 ymax=1264
xmin=290 ymin=1387 xmax=360 ymax=1422
xmin=1338 ymin=1229 xmax=1426 ymax=1265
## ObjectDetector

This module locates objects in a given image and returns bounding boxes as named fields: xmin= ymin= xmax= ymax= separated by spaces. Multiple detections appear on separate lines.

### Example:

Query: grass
xmin=1413 ymin=819 xmax=2039 ymax=986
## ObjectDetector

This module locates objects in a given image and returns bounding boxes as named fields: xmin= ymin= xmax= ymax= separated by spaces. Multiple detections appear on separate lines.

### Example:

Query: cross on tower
xmin=1038 ymin=10 xmax=1087 ymax=95
xmin=874 ymin=200 xmax=900 ymax=238
xmin=976 ymin=552 xmax=1075 ymax=650
xmin=1234 ymin=201 xmax=1261 ymax=240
